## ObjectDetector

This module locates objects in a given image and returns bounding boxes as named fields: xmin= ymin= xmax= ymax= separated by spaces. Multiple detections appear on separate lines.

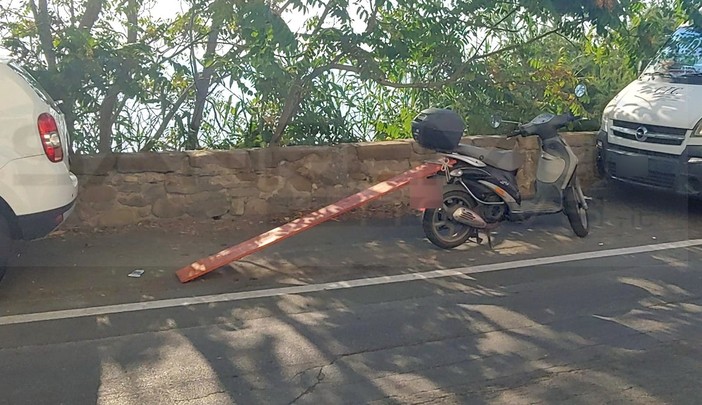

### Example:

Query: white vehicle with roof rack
xmin=597 ymin=22 xmax=702 ymax=196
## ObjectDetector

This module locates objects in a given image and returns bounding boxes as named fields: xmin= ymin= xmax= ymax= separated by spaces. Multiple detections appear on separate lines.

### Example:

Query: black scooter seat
xmin=453 ymin=144 xmax=524 ymax=172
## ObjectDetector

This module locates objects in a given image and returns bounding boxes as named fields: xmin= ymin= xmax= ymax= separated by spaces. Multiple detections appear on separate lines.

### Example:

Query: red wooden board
xmin=176 ymin=162 xmax=443 ymax=283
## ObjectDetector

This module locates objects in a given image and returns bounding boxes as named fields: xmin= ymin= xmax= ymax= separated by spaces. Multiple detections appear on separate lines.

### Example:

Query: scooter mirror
xmin=490 ymin=114 xmax=502 ymax=129
xmin=575 ymin=83 xmax=587 ymax=98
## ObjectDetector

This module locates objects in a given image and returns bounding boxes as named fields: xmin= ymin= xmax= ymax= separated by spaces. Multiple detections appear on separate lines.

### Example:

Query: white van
xmin=597 ymin=23 xmax=702 ymax=196
xmin=0 ymin=59 xmax=78 ymax=279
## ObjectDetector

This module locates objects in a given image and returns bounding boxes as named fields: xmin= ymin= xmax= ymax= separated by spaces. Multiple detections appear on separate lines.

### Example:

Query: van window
xmin=644 ymin=26 xmax=702 ymax=83
xmin=6 ymin=61 xmax=56 ymax=105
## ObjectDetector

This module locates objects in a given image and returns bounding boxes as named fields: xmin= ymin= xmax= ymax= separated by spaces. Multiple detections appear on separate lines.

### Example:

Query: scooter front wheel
xmin=564 ymin=178 xmax=589 ymax=238
xmin=422 ymin=189 xmax=478 ymax=249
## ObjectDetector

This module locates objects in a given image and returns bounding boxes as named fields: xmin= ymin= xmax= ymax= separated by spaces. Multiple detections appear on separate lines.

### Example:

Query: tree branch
xmin=272 ymin=0 xmax=295 ymax=16
xmin=140 ymin=83 xmax=195 ymax=151
xmin=364 ymin=0 xmax=379 ymax=35
xmin=311 ymin=0 xmax=334 ymax=37
xmin=326 ymin=24 xmax=568 ymax=90
xmin=470 ymin=25 xmax=566 ymax=62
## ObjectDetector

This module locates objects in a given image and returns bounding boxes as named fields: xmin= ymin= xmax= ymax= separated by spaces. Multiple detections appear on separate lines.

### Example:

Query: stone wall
xmin=66 ymin=133 xmax=598 ymax=229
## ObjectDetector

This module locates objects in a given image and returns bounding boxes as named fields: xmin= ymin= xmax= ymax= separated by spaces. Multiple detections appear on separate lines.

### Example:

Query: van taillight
xmin=37 ymin=113 xmax=63 ymax=163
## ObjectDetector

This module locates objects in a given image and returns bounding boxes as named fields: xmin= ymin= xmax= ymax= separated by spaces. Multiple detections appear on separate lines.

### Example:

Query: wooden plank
xmin=176 ymin=162 xmax=443 ymax=283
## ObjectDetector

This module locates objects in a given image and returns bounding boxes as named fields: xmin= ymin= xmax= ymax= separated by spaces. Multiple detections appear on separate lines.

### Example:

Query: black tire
xmin=564 ymin=178 xmax=589 ymax=238
xmin=422 ymin=188 xmax=478 ymax=249
xmin=0 ymin=215 xmax=11 ymax=282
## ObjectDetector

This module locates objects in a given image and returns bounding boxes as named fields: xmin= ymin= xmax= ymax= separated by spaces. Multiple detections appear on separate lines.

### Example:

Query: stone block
xmin=224 ymin=185 xmax=261 ymax=198
xmin=109 ymin=174 xmax=140 ymax=187
xmin=187 ymin=150 xmax=251 ymax=169
xmin=185 ymin=192 xmax=230 ymax=218
xmin=97 ymin=206 xmax=149 ymax=227
xmin=295 ymin=154 xmax=332 ymax=178
xmin=363 ymin=160 xmax=411 ymax=181
xmin=236 ymin=171 xmax=258 ymax=182
xmin=257 ymin=176 xmax=283 ymax=193
xmin=516 ymin=136 xmax=539 ymax=151
xmin=117 ymin=152 xmax=187 ymax=173
xmin=80 ymin=185 xmax=117 ymax=203
xmin=143 ymin=183 xmax=166 ymax=201
xmin=245 ymin=198 xmax=270 ymax=216
xmin=231 ymin=199 xmax=246 ymax=216
xmin=152 ymin=196 xmax=186 ymax=218
xmin=75 ymin=204 xmax=100 ymax=226
xmin=79 ymin=175 xmax=109 ymax=186
xmin=287 ymin=174 xmax=313 ymax=193
xmin=294 ymin=151 xmax=355 ymax=186
xmin=350 ymin=172 xmax=369 ymax=181
xmin=118 ymin=194 xmax=149 ymax=208
xmin=563 ymin=132 xmax=596 ymax=147
xmin=165 ymin=175 xmax=222 ymax=194
xmin=355 ymin=141 xmax=412 ymax=161
xmin=113 ymin=182 xmax=141 ymax=194
xmin=271 ymin=145 xmax=334 ymax=163
xmin=471 ymin=135 xmax=516 ymax=149
xmin=249 ymin=148 xmax=276 ymax=170
xmin=336 ymin=143 xmax=360 ymax=162
xmin=71 ymin=154 xmax=117 ymax=175
xmin=209 ymin=175 xmax=249 ymax=189
xmin=117 ymin=183 xmax=164 ymax=207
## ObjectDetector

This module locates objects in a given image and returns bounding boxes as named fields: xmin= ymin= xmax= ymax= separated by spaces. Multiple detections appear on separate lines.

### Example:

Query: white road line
xmin=2 ymin=239 xmax=701 ymax=326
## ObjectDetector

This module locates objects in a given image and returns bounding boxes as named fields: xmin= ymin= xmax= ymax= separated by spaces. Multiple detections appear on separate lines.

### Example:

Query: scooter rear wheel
xmin=422 ymin=189 xmax=478 ymax=249
xmin=564 ymin=178 xmax=589 ymax=238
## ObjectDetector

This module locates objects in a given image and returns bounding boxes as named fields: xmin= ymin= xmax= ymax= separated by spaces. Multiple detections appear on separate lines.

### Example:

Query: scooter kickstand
xmin=486 ymin=231 xmax=493 ymax=250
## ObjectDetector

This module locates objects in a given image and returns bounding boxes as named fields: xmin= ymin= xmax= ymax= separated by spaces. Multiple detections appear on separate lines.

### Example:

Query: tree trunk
xmin=80 ymin=0 xmax=106 ymax=30
xmin=95 ymin=0 xmax=140 ymax=154
xmin=269 ymin=81 xmax=305 ymax=146
xmin=62 ymin=96 xmax=78 ymax=157
xmin=185 ymin=13 xmax=222 ymax=150
xmin=28 ymin=0 xmax=57 ymax=70
xmin=126 ymin=0 xmax=138 ymax=43
xmin=97 ymin=85 xmax=120 ymax=153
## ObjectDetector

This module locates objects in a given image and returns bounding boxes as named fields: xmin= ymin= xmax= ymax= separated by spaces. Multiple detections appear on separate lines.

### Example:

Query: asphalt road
xmin=1 ymin=182 xmax=702 ymax=404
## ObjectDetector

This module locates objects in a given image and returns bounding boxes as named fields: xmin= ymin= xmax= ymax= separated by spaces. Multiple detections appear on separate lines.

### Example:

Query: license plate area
xmin=410 ymin=177 xmax=444 ymax=209
xmin=617 ymin=154 xmax=649 ymax=178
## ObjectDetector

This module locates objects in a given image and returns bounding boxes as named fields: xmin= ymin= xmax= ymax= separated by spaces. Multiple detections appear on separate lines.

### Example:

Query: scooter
xmin=412 ymin=85 xmax=591 ymax=249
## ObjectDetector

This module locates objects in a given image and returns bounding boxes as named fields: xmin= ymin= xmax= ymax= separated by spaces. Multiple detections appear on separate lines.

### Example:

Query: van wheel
xmin=0 ymin=215 xmax=11 ymax=281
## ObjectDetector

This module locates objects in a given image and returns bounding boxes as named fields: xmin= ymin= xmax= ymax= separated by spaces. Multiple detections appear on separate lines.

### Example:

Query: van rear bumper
xmin=597 ymin=130 xmax=702 ymax=195
xmin=16 ymin=199 xmax=75 ymax=240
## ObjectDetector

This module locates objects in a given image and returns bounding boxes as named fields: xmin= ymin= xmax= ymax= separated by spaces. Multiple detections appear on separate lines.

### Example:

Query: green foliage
xmin=0 ymin=0 xmax=696 ymax=152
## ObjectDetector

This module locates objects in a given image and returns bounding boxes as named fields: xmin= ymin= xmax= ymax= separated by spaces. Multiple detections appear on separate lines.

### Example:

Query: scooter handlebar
xmin=507 ymin=128 xmax=522 ymax=138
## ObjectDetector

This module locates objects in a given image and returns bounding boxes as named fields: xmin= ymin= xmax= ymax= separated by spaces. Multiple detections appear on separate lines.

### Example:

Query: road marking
xmin=2 ymin=239 xmax=701 ymax=326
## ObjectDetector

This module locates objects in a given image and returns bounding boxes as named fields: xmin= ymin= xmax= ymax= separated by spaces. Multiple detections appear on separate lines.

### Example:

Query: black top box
xmin=411 ymin=108 xmax=465 ymax=152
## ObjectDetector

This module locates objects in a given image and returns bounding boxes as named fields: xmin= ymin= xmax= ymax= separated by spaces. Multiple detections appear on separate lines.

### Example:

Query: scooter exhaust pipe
xmin=451 ymin=207 xmax=487 ymax=229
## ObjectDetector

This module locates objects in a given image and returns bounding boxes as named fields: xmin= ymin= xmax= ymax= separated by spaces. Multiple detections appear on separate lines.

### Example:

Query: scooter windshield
xmin=642 ymin=25 xmax=702 ymax=84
